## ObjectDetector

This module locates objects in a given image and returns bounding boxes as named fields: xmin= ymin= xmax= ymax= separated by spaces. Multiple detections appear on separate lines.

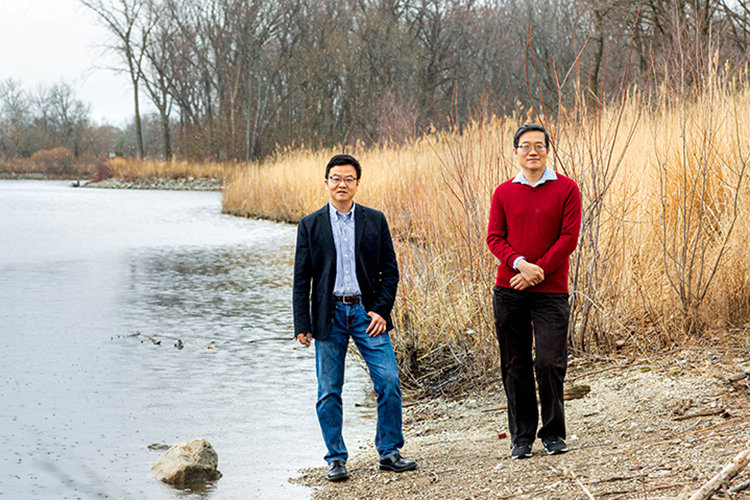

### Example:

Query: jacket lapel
xmin=318 ymin=205 xmax=335 ymax=251
xmin=354 ymin=204 xmax=365 ymax=256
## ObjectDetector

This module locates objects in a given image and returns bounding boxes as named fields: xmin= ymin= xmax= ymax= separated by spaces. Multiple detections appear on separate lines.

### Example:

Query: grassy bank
xmin=102 ymin=157 xmax=234 ymax=182
xmin=0 ymin=148 xmax=95 ymax=179
xmin=223 ymin=71 xmax=750 ymax=393
xmin=0 ymin=152 xmax=234 ymax=183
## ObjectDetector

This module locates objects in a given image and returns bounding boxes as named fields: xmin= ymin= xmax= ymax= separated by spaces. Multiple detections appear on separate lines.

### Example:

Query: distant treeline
xmin=79 ymin=0 xmax=750 ymax=162
xmin=0 ymin=80 xmax=115 ymax=161
xmin=8 ymin=0 xmax=750 ymax=164
xmin=0 ymin=78 xmax=174 ymax=162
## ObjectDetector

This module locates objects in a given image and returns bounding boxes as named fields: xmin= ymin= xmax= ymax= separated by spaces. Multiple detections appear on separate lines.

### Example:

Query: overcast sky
xmin=0 ymin=0 xmax=148 ymax=126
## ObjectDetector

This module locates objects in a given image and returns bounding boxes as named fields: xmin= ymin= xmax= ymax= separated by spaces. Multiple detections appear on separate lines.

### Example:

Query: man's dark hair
xmin=513 ymin=124 xmax=550 ymax=149
xmin=325 ymin=154 xmax=362 ymax=179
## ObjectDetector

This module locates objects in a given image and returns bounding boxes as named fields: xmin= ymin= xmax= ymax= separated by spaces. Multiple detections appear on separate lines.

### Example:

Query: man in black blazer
xmin=293 ymin=154 xmax=417 ymax=482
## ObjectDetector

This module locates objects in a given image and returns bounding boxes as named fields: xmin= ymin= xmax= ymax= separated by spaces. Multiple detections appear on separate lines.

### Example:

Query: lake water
xmin=0 ymin=180 xmax=375 ymax=500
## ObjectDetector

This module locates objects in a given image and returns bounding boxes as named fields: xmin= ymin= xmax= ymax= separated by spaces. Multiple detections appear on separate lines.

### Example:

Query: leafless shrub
xmin=92 ymin=156 xmax=112 ymax=182
xmin=30 ymin=147 xmax=76 ymax=177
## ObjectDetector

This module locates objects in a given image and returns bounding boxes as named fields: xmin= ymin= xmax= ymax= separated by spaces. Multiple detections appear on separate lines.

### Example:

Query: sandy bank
xmin=292 ymin=346 xmax=750 ymax=499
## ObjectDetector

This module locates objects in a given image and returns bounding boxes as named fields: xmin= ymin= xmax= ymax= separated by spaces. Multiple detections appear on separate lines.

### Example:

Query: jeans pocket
xmin=357 ymin=304 xmax=374 ymax=322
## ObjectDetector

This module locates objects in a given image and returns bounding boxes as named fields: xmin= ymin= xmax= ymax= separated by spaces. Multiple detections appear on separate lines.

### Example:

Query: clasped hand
xmin=511 ymin=260 xmax=545 ymax=290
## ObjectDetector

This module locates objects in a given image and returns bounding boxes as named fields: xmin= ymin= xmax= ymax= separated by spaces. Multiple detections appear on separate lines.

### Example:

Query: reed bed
xmin=104 ymin=157 xmax=235 ymax=181
xmin=222 ymin=73 xmax=750 ymax=393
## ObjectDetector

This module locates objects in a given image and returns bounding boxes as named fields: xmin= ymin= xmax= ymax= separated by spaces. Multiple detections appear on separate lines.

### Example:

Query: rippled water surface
xmin=0 ymin=181 xmax=375 ymax=500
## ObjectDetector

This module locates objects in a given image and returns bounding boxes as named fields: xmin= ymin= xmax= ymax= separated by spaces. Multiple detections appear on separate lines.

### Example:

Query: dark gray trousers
xmin=492 ymin=286 xmax=570 ymax=444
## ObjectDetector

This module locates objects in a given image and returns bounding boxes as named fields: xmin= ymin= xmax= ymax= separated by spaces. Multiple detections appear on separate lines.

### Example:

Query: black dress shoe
xmin=379 ymin=453 xmax=417 ymax=472
xmin=326 ymin=460 xmax=348 ymax=482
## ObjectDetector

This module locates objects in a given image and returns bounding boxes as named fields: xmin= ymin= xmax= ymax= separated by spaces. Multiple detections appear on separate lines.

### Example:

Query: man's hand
xmin=509 ymin=274 xmax=532 ymax=290
xmin=366 ymin=311 xmax=387 ymax=337
xmin=297 ymin=332 xmax=312 ymax=347
xmin=516 ymin=259 xmax=545 ymax=287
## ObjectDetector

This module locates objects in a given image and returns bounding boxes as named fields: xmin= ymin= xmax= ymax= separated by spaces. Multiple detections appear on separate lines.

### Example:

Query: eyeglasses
xmin=327 ymin=176 xmax=358 ymax=186
xmin=517 ymin=144 xmax=548 ymax=153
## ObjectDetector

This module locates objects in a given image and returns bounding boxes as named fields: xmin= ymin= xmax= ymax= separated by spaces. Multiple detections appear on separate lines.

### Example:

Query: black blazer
xmin=292 ymin=203 xmax=399 ymax=340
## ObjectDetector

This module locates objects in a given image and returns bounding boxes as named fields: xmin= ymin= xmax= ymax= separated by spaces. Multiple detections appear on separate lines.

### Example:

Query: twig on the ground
xmin=727 ymin=371 xmax=750 ymax=383
xmin=626 ymin=436 xmax=648 ymax=499
xmin=481 ymin=405 xmax=507 ymax=413
xmin=728 ymin=478 xmax=750 ymax=493
xmin=673 ymin=408 xmax=727 ymax=421
xmin=555 ymin=466 xmax=597 ymax=500
xmin=679 ymin=418 xmax=748 ymax=438
xmin=584 ymin=474 xmax=640 ymax=485
xmin=605 ymin=481 xmax=694 ymax=500
xmin=684 ymin=449 xmax=750 ymax=500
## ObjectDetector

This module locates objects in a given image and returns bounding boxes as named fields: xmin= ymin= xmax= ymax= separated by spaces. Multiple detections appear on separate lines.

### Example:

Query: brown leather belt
xmin=333 ymin=295 xmax=361 ymax=305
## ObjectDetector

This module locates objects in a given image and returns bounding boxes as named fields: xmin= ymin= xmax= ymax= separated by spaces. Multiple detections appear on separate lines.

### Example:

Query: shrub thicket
xmin=30 ymin=147 xmax=77 ymax=177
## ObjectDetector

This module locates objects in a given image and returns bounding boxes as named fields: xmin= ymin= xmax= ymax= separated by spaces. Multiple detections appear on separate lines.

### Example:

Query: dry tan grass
xmin=0 ymin=154 xmax=94 ymax=178
xmin=220 ymin=75 xmax=750 ymax=391
xmin=105 ymin=157 xmax=235 ymax=181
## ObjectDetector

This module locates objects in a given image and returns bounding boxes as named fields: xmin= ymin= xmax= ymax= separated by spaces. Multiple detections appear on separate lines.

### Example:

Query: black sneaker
xmin=542 ymin=436 xmax=568 ymax=455
xmin=511 ymin=441 xmax=533 ymax=459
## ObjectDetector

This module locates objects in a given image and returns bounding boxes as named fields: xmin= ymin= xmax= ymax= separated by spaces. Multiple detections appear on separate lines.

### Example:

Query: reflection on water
xmin=166 ymin=480 xmax=216 ymax=499
xmin=123 ymin=246 xmax=295 ymax=340
xmin=0 ymin=181 xmax=375 ymax=500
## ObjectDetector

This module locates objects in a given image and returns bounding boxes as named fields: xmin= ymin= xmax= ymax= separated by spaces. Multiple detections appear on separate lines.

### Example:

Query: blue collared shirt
xmin=511 ymin=166 xmax=558 ymax=269
xmin=329 ymin=202 xmax=361 ymax=296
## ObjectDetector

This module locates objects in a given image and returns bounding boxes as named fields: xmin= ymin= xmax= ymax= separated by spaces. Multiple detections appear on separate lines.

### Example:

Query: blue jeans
xmin=315 ymin=301 xmax=404 ymax=462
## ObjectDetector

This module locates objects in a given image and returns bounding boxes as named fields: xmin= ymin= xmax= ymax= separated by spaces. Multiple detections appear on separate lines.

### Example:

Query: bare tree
xmin=80 ymin=0 xmax=158 ymax=160
xmin=244 ymin=0 xmax=303 ymax=160
xmin=0 ymin=79 xmax=32 ymax=157
xmin=140 ymin=1 xmax=174 ymax=161
xmin=66 ymin=0 xmax=750 ymax=162
xmin=42 ymin=82 xmax=92 ymax=158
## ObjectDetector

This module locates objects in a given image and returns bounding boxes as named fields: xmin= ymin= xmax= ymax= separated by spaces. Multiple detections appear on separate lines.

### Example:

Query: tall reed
xmin=104 ymin=157 xmax=234 ymax=181
xmin=223 ymin=71 xmax=750 ymax=393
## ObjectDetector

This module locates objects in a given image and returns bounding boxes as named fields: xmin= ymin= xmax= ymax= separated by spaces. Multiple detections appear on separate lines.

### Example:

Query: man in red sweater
xmin=486 ymin=124 xmax=581 ymax=459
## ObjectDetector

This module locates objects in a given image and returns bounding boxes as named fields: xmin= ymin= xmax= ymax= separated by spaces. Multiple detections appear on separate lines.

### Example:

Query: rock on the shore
xmin=150 ymin=438 xmax=222 ymax=485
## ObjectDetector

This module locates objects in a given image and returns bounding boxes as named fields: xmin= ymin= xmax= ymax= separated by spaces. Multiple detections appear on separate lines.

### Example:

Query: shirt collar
xmin=329 ymin=201 xmax=356 ymax=221
xmin=513 ymin=166 xmax=558 ymax=187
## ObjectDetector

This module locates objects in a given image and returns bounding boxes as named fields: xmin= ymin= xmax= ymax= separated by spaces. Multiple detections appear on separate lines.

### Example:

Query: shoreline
xmin=291 ymin=346 xmax=750 ymax=499
xmin=0 ymin=172 xmax=77 ymax=180
xmin=85 ymin=177 xmax=222 ymax=191
xmin=0 ymin=174 xmax=222 ymax=191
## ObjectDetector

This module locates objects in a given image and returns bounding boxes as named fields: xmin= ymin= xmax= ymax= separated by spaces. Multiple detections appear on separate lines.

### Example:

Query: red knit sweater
xmin=486 ymin=173 xmax=581 ymax=293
